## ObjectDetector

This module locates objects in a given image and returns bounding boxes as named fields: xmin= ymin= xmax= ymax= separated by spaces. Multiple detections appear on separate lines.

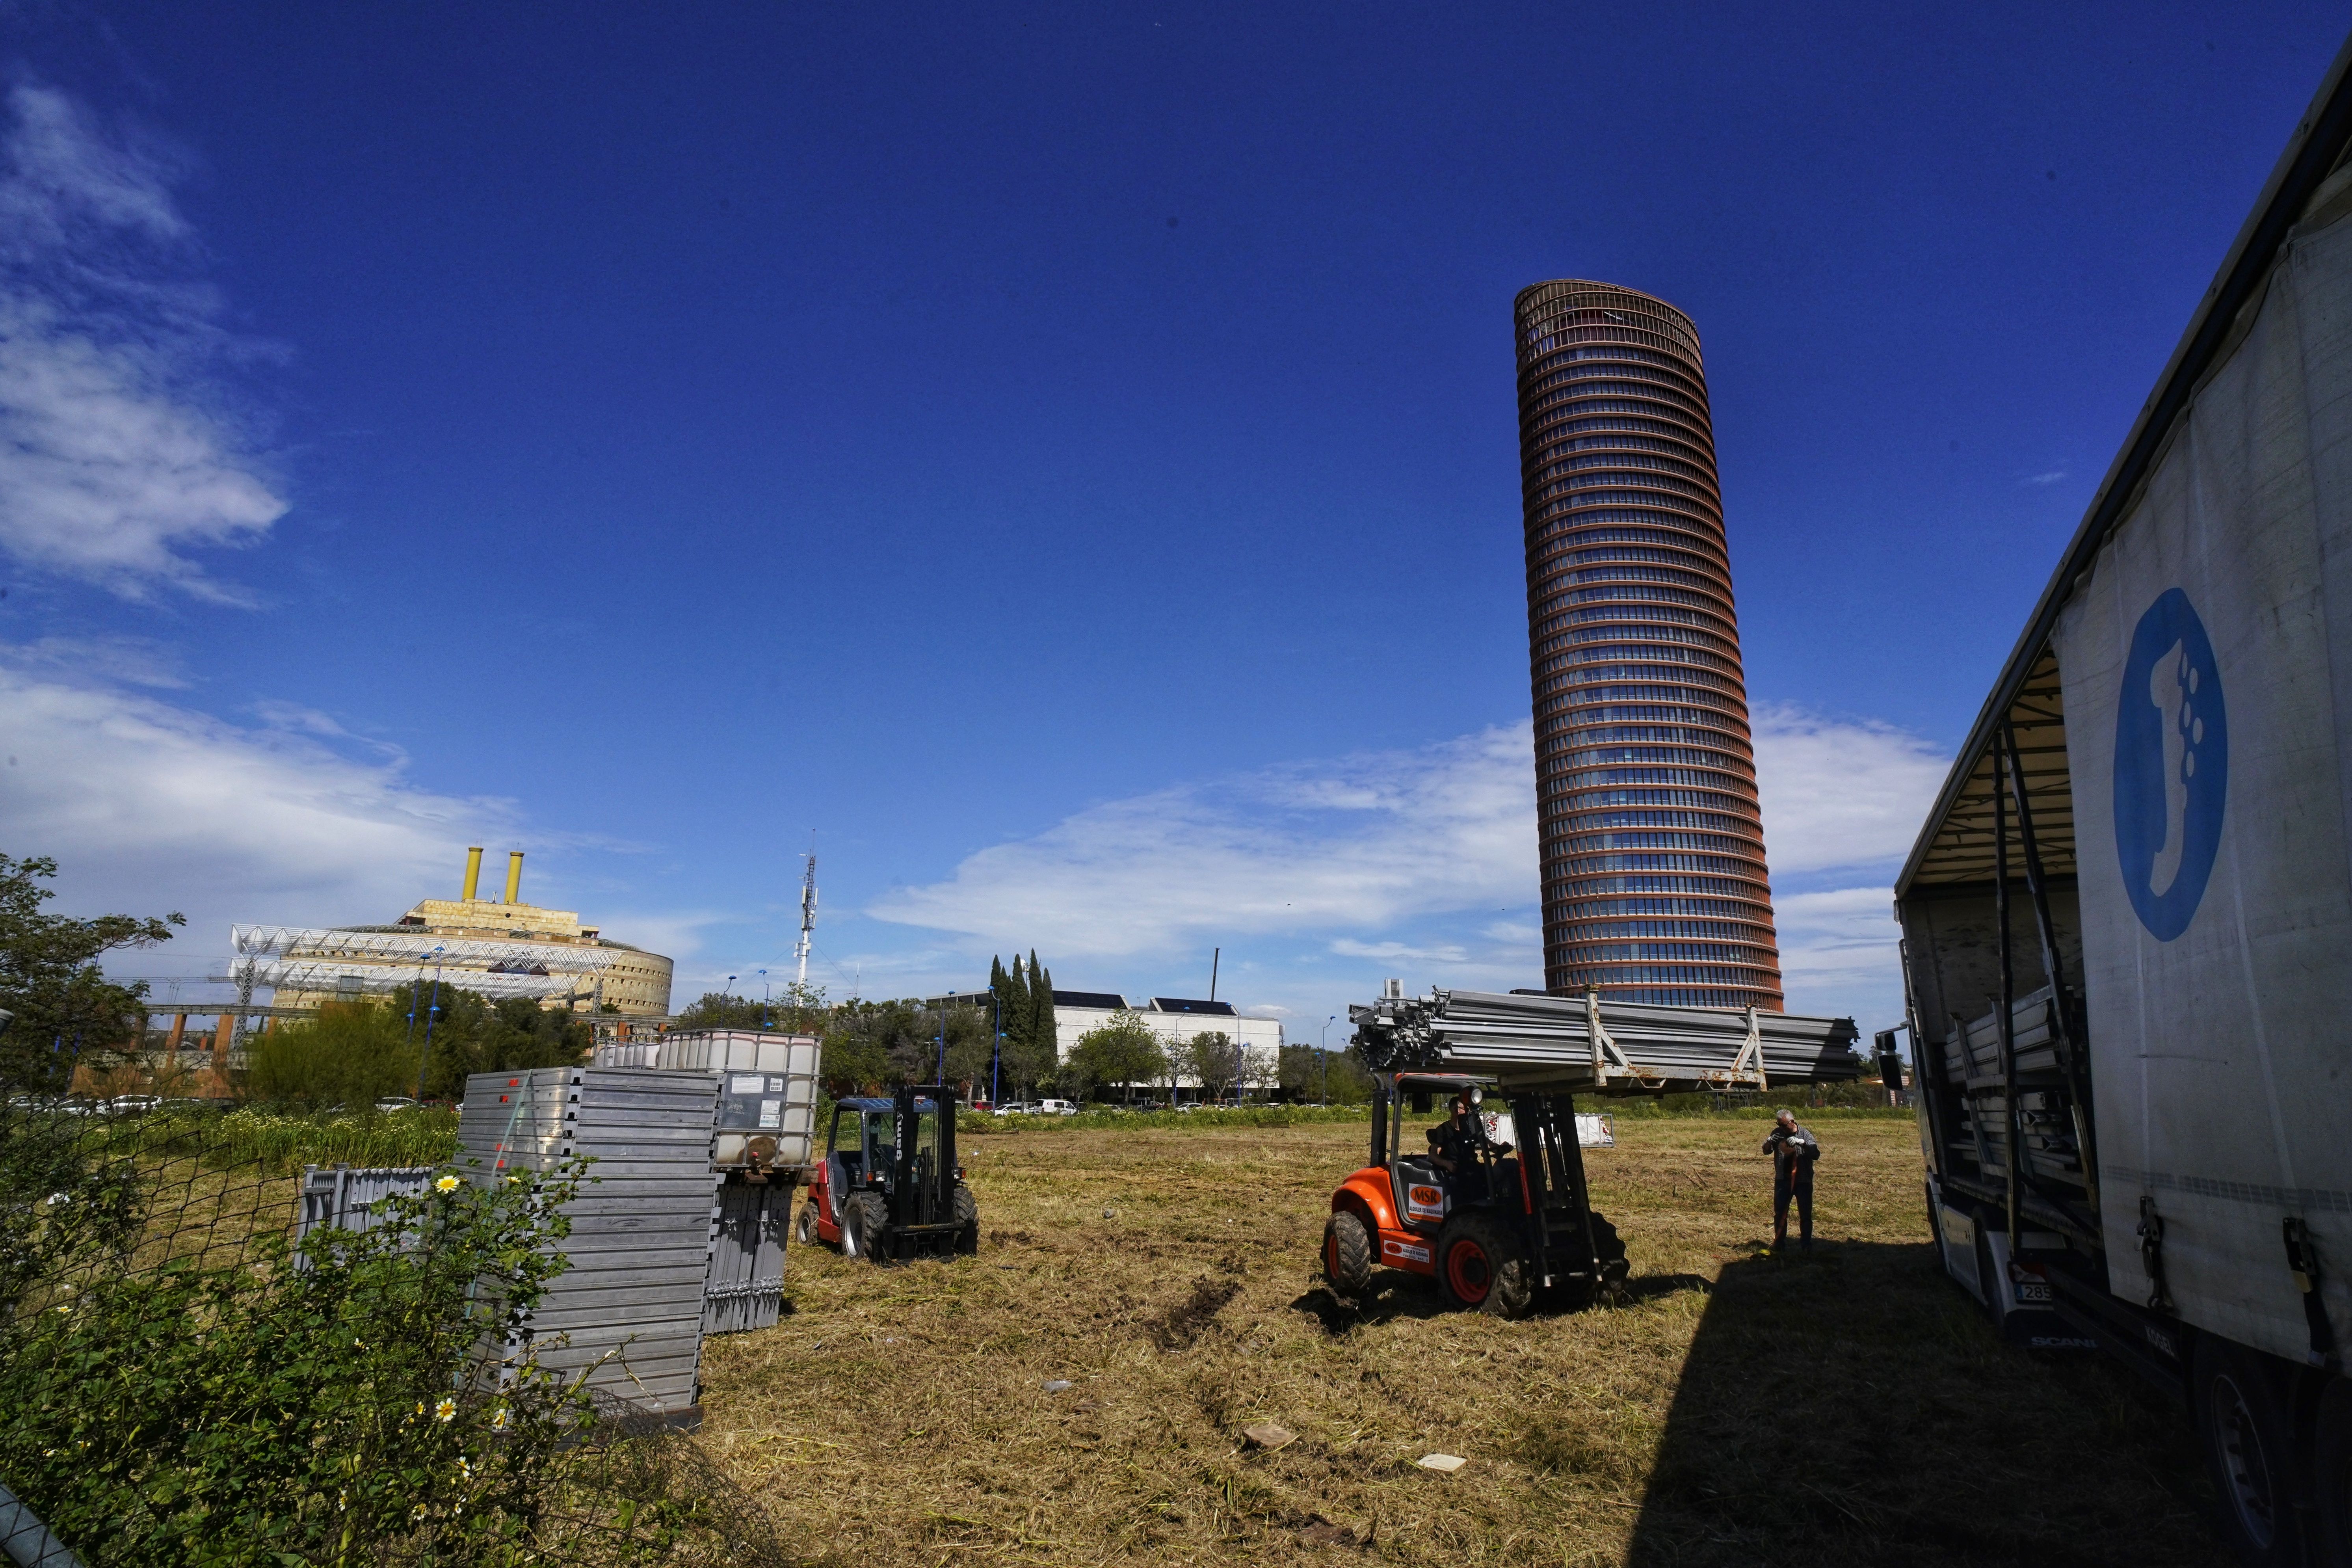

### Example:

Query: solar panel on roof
xmin=1151 ymin=997 xmax=1236 ymax=1016
xmin=1052 ymin=990 xmax=1128 ymax=1010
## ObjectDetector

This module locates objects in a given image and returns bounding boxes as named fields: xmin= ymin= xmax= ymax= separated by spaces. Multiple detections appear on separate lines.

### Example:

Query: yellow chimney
xmin=461 ymin=846 xmax=484 ymax=902
xmin=505 ymin=850 xmax=525 ymax=905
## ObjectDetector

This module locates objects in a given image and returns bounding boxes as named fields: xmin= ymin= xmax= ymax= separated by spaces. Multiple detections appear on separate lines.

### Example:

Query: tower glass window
xmin=1513 ymin=280 xmax=1784 ymax=1010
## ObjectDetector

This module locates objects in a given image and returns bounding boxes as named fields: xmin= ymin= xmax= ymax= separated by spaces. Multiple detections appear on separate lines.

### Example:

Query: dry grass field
xmin=697 ymin=1113 xmax=2229 ymax=1568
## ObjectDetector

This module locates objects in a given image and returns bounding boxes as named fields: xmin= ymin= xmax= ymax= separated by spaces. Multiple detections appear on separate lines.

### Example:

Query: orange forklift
xmin=1323 ymin=1073 xmax=1626 ymax=1317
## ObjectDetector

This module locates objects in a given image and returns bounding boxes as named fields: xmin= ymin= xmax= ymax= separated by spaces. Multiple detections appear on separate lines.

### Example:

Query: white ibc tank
xmin=592 ymin=1029 xmax=821 ymax=1172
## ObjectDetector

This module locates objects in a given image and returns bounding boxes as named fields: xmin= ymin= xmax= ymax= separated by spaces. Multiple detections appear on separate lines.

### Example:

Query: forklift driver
xmin=1425 ymin=1092 xmax=1487 ymax=1203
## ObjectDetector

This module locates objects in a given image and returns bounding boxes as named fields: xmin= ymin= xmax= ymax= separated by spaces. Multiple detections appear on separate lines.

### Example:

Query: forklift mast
xmin=890 ymin=1083 xmax=959 ymax=1230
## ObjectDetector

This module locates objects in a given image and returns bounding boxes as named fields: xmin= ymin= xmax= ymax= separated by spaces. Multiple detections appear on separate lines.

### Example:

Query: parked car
xmin=1033 ymin=1098 xmax=1080 ymax=1116
xmin=990 ymin=1101 xmax=1033 ymax=1117
xmin=374 ymin=1096 xmax=422 ymax=1112
xmin=100 ymin=1095 xmax=164 ymax=1116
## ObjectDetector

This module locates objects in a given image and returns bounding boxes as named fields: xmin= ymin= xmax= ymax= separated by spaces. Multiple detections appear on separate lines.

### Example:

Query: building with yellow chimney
xmin=234 ymin=848 xmax=675 ymax=1016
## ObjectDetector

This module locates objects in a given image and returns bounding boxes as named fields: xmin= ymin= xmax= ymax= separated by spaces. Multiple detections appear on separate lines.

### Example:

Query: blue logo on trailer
xmin=2112 ymin=588 xmax=2228 ymax=941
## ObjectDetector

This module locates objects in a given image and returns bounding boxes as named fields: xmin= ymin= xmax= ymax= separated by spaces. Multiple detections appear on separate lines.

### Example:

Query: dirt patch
xmin=1148 ymin=1274 xmax=1243 ymax=1349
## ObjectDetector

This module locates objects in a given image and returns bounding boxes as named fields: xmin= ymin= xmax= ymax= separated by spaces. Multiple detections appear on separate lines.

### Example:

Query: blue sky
xmin=0 ymin=2 xmax=2342 ymax=1039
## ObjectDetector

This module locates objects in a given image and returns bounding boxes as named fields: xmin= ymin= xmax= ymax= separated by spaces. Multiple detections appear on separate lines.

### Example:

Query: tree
xmin=1024 ymin=951 xmax=1057 ymax=1084
xmin=673 ymin=992 xmax=771 ymax=1031
xmin=1182 ymin=1030 xmax=1246 ymax=1103
xmin=1277 ymin=1042 xmax=1378 ymax=1105
xmin=1067 ymin=1010 xmax=1166 ymax=1104
xmin=816 ymin=1001 xmax=895 ymax=1096
xmin=412 ymin=990 xmax=592 ymax=1100
xmin=0 ymin=854 xmax=183 ymax=1091
xmin=245 ymin=1002 xmax=420 ymax=1105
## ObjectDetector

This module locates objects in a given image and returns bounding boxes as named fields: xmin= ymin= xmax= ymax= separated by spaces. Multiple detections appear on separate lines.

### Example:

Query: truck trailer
xmin=1895 ymin=35 xmax=2352 ymax=1567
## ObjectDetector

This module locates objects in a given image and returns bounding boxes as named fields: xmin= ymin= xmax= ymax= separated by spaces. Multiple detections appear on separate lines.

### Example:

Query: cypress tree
xmin=997 ymin=954 xmax=1030 ymax=1057
xmin=1029 ymin=950 xmax=1056 ymax=1075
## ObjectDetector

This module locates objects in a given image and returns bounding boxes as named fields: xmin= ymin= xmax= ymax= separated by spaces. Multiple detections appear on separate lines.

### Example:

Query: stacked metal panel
xmin=1943 ymin=986 xmax=2061 ymax=1083
xmin=588 ymin=1030 xmax=822 ymax=1336
xmin=291 ymin=1166 xmax=436 ymax=1258
xmin=1350 ymin=988 xmax=1861 ymax=1093
xmin=456 ymin=1066 xmax=721 ymax=1421
xmin=701 ymin=1183 xmax=792 ymax=1334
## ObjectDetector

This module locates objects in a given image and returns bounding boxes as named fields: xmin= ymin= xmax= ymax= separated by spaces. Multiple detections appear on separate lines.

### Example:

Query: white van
xmin=1033 ymin=1098 xmax=1080 ymax=1116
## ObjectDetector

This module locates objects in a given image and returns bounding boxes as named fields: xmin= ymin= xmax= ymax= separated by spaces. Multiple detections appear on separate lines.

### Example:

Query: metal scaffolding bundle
xmin=230 ymin=926 xmax=619 ymax=971
xmin=1349 ymin=986 xmax=1861 ymax=1094
xmin=244 ymin=960 xmax=584 ymax=1001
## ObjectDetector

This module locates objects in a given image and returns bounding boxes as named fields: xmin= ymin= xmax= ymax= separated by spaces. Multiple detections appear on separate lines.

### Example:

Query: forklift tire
xmin=1323 ymin=1210 xmax=1373 ymax=1295
xmin=953 ymin=1185 xmax=980 ymax=1254
xmin=795 ymin=1202 xmax=816 ymax=1246
xmin=843 ymin=1192 xmax=890 ymax=1263
xmin=1437 ymin=1215 xmax=1534 ymax=1319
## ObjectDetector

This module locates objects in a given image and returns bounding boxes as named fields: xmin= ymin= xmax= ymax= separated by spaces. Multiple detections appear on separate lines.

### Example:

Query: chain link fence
xmin=0 ymin=1094 xmax=785 ymax=1565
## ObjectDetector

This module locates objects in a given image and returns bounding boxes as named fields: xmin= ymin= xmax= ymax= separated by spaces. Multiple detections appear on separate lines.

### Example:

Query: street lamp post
xmin=757 ymin=969 xmax=770 ymax=1029
xmin=1320 ymin=1015 xmax=1337 ymax=1105
xmin=412 ymin=945 xmax=447 ymax=1103
xmin=991 ymin=993 xmax=1002 ymax=1109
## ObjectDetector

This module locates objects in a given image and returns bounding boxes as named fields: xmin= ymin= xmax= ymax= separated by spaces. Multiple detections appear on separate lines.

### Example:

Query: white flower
xmin=435 ymin=1396 xmax=457 ymax=1422
xmin=490 ymin=1407 xmax=511 ymax=1431
xmin=435 ymin=1175 xmax=461 ymax=1193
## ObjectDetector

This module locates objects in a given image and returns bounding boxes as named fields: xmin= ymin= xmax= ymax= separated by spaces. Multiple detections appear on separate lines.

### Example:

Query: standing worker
xmin=1762 ymin=1108 xmax=1820 ymax=1252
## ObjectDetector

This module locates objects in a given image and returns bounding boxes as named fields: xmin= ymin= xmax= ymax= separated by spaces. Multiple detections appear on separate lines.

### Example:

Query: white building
xmin=1050 ymin=991 xmax=1283 ymax=1097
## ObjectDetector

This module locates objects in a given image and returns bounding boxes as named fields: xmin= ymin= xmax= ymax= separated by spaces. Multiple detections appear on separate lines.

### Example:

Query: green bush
xmin=0 ymin=1145 xmax=590 ymax=1563
xmin=243 ymin=1001 xmax=422 ymax=1106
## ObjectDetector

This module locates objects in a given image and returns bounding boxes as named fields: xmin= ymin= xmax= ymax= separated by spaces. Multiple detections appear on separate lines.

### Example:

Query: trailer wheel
xmin=843 ymin=1192 xmax=890 ymax=1263
xmin=2192 ymin=1337 xmax=2304 ymax=1567
xmin=1323 ymin=1210 xmax=1373 ymax=1295
xmin=2313 ymin=1376 xmax=2352 ymax=1567
xmin=953 ymin=1185 xmax=980 ymax=1254
xmin=794 ymin=1202 xmax=816 ymax=1246
xmin=1437 ymin=1215 xmax=1533 ymax=1319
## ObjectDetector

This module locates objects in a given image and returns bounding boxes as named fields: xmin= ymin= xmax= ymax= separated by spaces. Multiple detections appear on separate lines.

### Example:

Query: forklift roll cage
xmin=1347 ymin=1071 xmax=1621 ymax=1296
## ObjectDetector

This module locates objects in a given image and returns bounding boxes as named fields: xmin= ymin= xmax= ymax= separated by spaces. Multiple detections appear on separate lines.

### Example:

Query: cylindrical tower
xmin=1513 ymin=279 xmax=1783 ymax=1010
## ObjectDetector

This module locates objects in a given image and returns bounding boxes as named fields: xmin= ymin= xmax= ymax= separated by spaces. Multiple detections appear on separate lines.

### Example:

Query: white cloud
xmin=869 ymin=723 xmax=1539 ymax=957
xmin=866 ymin=705 xmax=1949 ymax=1032
xmin=0 ymin=84 xmax=285 ymax=600
xmin=1329 ymin=937 xmax=1469 ymax=964
xmin=0 ymin=634 xmax=189 ymax=688
xmin=1752 ymin=703 xmax=1949 ymax=875
xmin=0 ymin=664 xmax=499 ymax=980
xmin=1772 ymin=885 xmax=1907 ymax=1030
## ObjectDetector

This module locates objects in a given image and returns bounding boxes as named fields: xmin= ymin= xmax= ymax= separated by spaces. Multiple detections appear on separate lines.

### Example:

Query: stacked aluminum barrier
xmin=457 ymin=1066 xmax=721 ymax=1422
xmin=701 ymin=1182 xmax=792 ymax=1334
xmin=1350 ymin=988 xmax=1862 ymax=1093
xmin=292 ymin=1165 xmax=437 ymax=1256
xmin=591 ymin=1030 xmax=822 ymax=1337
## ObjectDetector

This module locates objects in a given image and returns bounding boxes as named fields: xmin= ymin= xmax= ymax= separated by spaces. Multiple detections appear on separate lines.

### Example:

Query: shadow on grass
xmin=1290 ymin=1267 xmax=1710 ymax=1335
xmin=1289 ymin=1274 xmax=1452 ymax=1334
xmin=1619 ymin=1241 xmax=2226 ymax=1568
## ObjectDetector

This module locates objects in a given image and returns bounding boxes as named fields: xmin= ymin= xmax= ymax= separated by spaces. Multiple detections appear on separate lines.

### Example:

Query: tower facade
xmin=1513 ymin=280 xmax=1783 ymax=1009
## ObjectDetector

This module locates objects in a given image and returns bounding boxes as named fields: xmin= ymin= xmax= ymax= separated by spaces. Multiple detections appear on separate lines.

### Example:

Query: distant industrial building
xmin=1514 ymin=279 xmax=1783 ymax=1009
xmin=235 ymin=847 xmax=675 ymax=1016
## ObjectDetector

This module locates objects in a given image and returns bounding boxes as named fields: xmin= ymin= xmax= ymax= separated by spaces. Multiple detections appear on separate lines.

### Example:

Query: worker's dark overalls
xmin=1765 ymin=1123 xmax=1818 ymax=1249
xmin=1431 ymin=1114 xmax=1486 ymax=1206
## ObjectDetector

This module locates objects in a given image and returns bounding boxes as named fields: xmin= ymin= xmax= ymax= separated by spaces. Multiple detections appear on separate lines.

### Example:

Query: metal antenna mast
xmin=793 ymin=838 xmax=818 ymax=991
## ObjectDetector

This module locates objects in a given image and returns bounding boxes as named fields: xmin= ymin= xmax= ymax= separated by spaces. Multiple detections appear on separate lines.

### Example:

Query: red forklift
xmin=1323 ymin=1073 xmax=1626 ymax=1317
xmin=796 ymin=1084 xmax=979 ymax=1261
